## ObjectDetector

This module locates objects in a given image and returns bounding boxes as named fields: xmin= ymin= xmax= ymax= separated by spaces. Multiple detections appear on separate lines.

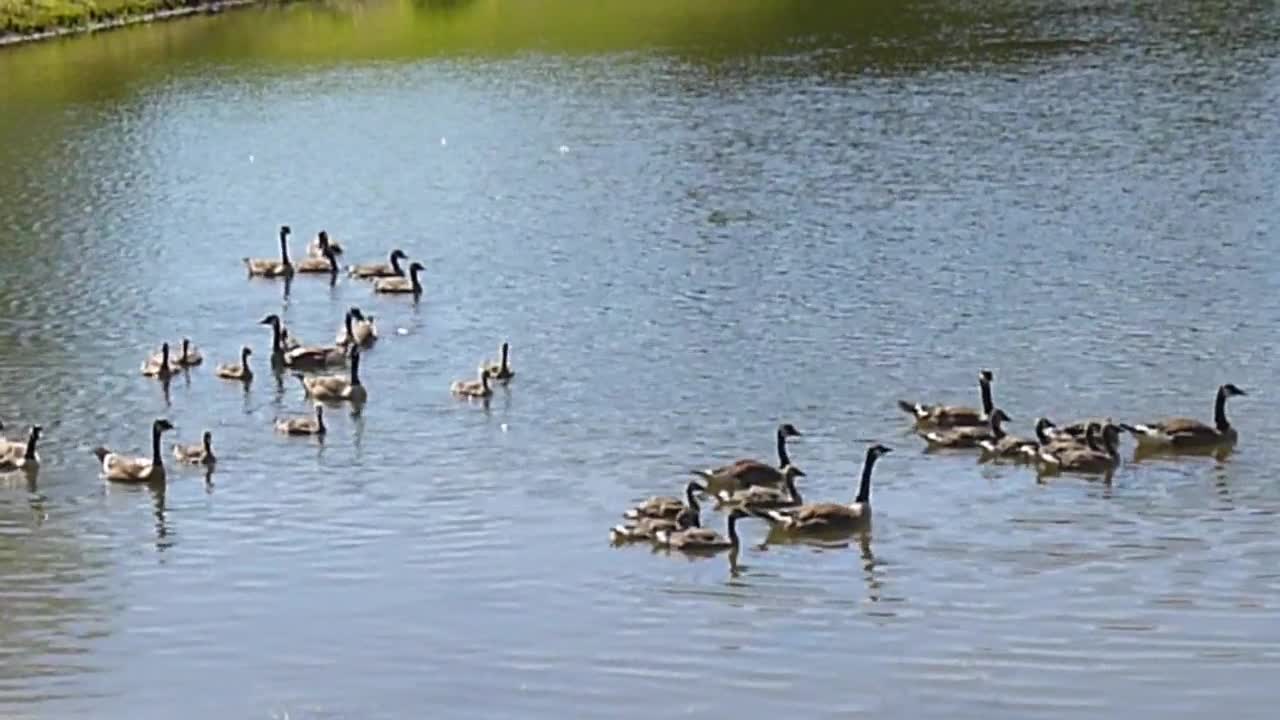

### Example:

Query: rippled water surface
xmin=2 ymin=1 xmax=1279 ymax=717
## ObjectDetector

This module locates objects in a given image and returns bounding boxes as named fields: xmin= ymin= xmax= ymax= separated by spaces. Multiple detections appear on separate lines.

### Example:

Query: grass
xmin=0 ymin=0 xmax=214 ymax=36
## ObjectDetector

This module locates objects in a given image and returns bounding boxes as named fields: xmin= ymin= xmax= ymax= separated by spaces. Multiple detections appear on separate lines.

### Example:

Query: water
xmin=1 ymin=0 xmax=1279 ymax=717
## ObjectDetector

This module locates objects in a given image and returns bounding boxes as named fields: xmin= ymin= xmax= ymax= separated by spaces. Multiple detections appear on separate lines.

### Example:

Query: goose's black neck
xmin=344 ymin=313 xmax=354 ymax=344
xmin=151 ymin=425 xmax=164 ymax=468
xmin=24 ymin=429 xmax=39 ymax=460
xmin=979 ymin=378 xmax=994 ymax=416
xmin=856 ymin=450 xmax=880 ymax=504
xmin=350 ymin=351 xmax=362 ymax=386
xmin=784 ymin=473 xmax=802 ymax=504
xmin=1035 ymin=421 xmax=1054 ymax=445
xmin=776 ymin=428 xmax=791 ymax=467
xmin=684 ymin=482 xmax=701 ymax=513
xmin=279 ymin=232 xmax=291 ymax=265
xmin=990 ymin=413 xmax=1006 ymax=440
xmin=410 ymin=267 xmax=422 ymax=294
xmin=500 ymin=344 xmax=510 ymax=371
xmin=390 ymin=252 xmax=404 ymax=275
xmin=1214 ymin=387 xmax=1231 ymax=432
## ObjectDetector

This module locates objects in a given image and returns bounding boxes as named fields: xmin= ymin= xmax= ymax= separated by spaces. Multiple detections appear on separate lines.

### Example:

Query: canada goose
xmin=260 ymin=314 xmax=287 ymax=360
xmin=276 ymin=404 xmax=326 ymax=436
xmin=0 ymin=425 xmax=42 ymax=471
xmin=295 ymin=243 xmax=340 ymax=275
xmin=610 ymin=510 xmax=700 ymax=542
xmin=348 ymin=248 xmax=408 ymax=279
xmin=898 ymin=370 xmax=995 ymax=428
xmin=623 ymin=480 xmax=705 ymax=521
xmin=714 ymin=465 xmax=805 ymax=511
xmin=979 ymin=417 xmax=1051 ymax=462
xmin=141 ymin=343 xmax=178 ymax=378
xmin=483 ymin=342 xmax=515 ymax=381
xmin=244 ymin=225 xmax=294 ymax=278
xmin=450 ymin=367 xmax=492 ymax=398
xmin=300 ymin=345 xmax=368 ymax=403
xmin=1120 ymin=384 xmax=1247 ymax=449
xmin=692 ymin=423 xmax=803 ymax=494
xmin=1019 ymin=421 xmax=1101 ymax=463
xmin=173 ymin=337 xmax=203 ymax=367
xmin=335 ymin=307 xmax=377 ymax=348
xmin=373 ymin=262 xmax=425 ymax=295
xmin=655 ymin=508 xmax=746 ymax=552
xmin=920 ymin=408 xmax=1012 ymax=449
xmin=1035 ymin=424 xmax=1122 ymax=474
xmin=216 ymin=346 xmax=254 ymax=381
xmin=172 ymin=430 xmax=216 ymax=465
xmin=95 ymin=418 xmax=175 ymax=483
xmin=753 ymin=444 xmax=892 ymax=534
xmin=306 ymin=230 xmax=344 ymax=259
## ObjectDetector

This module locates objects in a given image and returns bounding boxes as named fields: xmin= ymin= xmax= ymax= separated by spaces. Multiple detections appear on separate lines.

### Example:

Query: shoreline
xmin=0 ymin=0 xmax=259 ymax=49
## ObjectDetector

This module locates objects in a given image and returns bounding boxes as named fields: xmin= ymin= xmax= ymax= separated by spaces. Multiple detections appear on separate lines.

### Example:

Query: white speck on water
xmin=248 ymin=154 xmax=255 ymax=163
xmin=441 ymin=137 xmax=447 ymax=146
xmin=559 ymin=145 xmax=570 ymax=154
xmin=397 ymin=328 xmax=408 ymax=336
xmin=500 ymin=423 xmax=508 ymax=432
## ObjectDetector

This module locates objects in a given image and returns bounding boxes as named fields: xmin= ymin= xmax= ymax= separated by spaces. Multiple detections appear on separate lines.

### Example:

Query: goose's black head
xmin=1222 ymin=383 xmax=1247 ymax=397
xmin=778 ymin=423 xmax=802 ymax=438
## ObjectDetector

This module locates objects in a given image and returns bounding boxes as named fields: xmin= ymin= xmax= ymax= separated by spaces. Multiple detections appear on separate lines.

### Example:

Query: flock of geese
xmin=611 ymin=370 xmax=1248 ymax=556
xmin=0 ymin=226 xmax=515 ymax=484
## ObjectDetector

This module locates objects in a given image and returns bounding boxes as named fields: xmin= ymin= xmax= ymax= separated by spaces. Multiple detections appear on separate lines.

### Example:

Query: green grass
xmin=0 ymin=0 xmax=209 ymax=36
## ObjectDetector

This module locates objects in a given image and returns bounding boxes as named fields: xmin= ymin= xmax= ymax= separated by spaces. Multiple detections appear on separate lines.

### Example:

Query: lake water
xmin=2 ymin=1 xmax=1279 ymax=717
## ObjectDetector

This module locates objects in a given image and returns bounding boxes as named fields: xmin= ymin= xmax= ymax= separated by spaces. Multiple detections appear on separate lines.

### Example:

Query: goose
xmin=216 ymin=346 xmax=254 ymax=381
xmin=244 ymin=225 xmax=294 ymax=278
xmin=172 ymin=337 xmax=203 ymax=367
xmin=979 ymin=417 xmax=1053 ymax=462
xmin=306 ymin=230 xmax=344 ymax=259
xmin=920 ymin=408 xmax=1012 ymax=450
xmin=1035 ymin=423 xmax=1122 ymax=474
xmin=295 ymin=243 xmax=340 ymax=275
xmin=141 ymin=343 xmax=178 ymax=378
xmin=172 ymin=430 xmax=216 ymax=465
xmin=300 ymin=345 xmax=368 ymax=404
xmin=655 ymin=508 xmax=746 ymax=552
xmin=753 ymin=444 xmax=892 ymax=534
xmin=610 ymin=510 xmax=700 ymax=542
xmin=1120 ymin=384 xmax=1247 ymax=449
xmin=348 ymin=248 xmax=408 ymax=279
xmin=450 ymin=367 xmax=492 ymax=398
xmin=335 ymin=307 xmax=377 ymax=348
xmin=623 ymin=480 xmax=705 ymax=521
xmin=276 ymin=404 xmax=326 ymax=436
xmin=1019 ymin=421 xmax=1101 ymax=463
xmin=714 ymin=465 xmax=805 ymax=511
xmin=94 ymin=418 xmax=175 ymax=483
xmin=898 ymin=370 xmax=995 ymax=428
xmin=373 ymin=262 xmax=425 ymax=295
xmin=692 ymin=423 xmax=803 ymax=494
xmin=260 ymin=314 xmax=288 ymax=361
xmin=483 ymin=342 xmax=515 ymax=382
xmin=0 ymin=425 xmax=42 ymax=471
xmin=612 ymin=487 xmax=702 ymax=542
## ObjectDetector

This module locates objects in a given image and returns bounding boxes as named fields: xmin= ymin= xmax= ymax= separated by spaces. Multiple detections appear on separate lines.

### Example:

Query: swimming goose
xmin=216 ymin=346 xmax=254 ymax=381
xmin=373 ymin=262 xmax=425 ymax=295
xmin=1120 ymin=384 xmax=1247 ymax=449
xmin=1035 ymin=423 xmax=1122 ymax=474
xmin=95 ymin=418 xmax=175 ymax=483
xmin=172 ymin=430 xmax=216 ymax=465
xmin=979 ymin=417 xmax=1052 ymax=462
xmin=334 ymin=307 xmax=378 ymax=348
xmin=276 ymin=404 xmax=326 ymax=436
xmin=244 ymin=225 xmax=294 ymax=277
xmin=300 ymin=345 xmax=368 ymax=404
xmin=623 ymin=480 xmax=705 ymax=521
xmin=348 ymin=249 xmax=408 ymax=279
xmin=141 ymin=343 xmax=178 ymax=378
xmin=920 ymin=408 xmax=1012 ymax=449
xmin=655 ymin=508 xmax=746 ymax=552
xmin=753 ymin=444 xmax=891 ymax=534
xmin=483 ymin=342 xmax=515 ymax=382
xmin=610 ymin=509 xmax=700 ymax=542
xmin=714 ymin=465 xmax=805 ymax=511
xmin=295 ymin=243 xmax=340 ymax=275
xmin=306 ymin=230 xmax=344 ymax=259
xmin=898 ymin=370 xmax=995 ymax=428
xmin=692 ymin=423 xmax=803 ymax=494
xmin=450 ymin=367 xmax=493 ymax=398
xmin=1019 ymin=421 xmax=1101 ymax=463
xmin=172 ymin=337 xmax=203 ymax=367
xmin=0 ymin=425 xmax=42 ymax=471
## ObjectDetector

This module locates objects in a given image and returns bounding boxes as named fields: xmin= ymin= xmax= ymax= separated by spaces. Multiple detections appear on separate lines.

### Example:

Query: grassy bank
xmin=0 ymin=0 xmax=247 ymax=39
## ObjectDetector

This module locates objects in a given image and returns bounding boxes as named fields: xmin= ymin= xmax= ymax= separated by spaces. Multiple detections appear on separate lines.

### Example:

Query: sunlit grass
xmin=0 ymin=0 xmax=202 ymax=35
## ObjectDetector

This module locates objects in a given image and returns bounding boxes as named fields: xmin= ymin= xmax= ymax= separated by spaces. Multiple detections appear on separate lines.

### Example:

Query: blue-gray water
xmin=1 ymin=1 xmax=1279 ymax=717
